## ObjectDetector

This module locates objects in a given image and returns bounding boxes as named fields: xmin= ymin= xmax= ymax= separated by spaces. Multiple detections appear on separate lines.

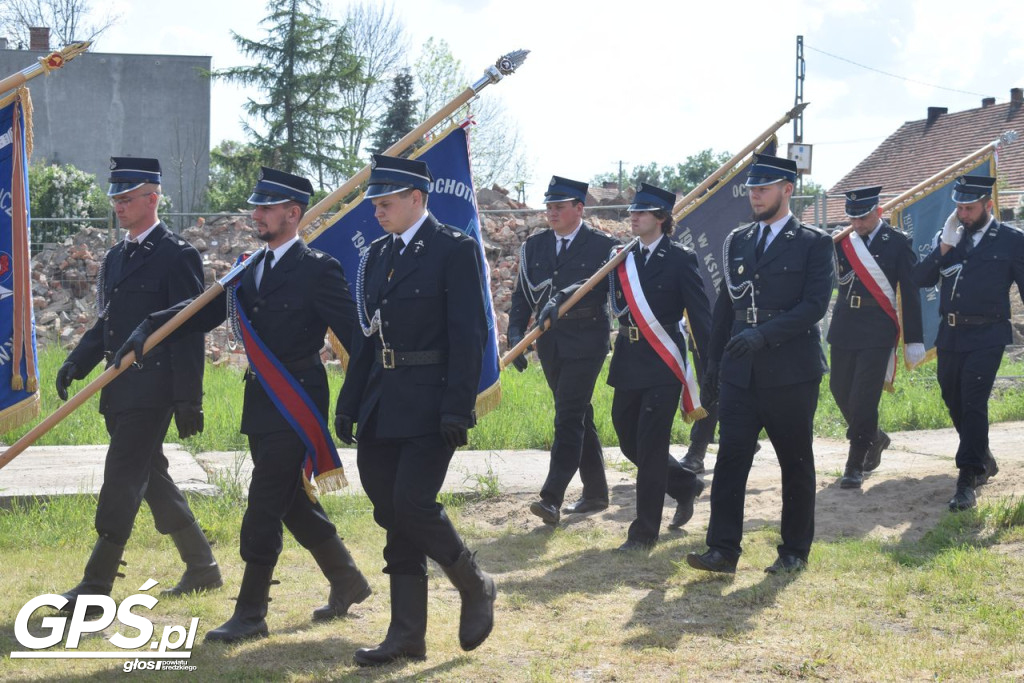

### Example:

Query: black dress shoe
xmin=765 ymin=554 xmax=807 ymax=574
xmin=615 ymin=538 xmax=655 ymax=553
xmin=668 ymin=478 xmax=705 ymax=530
xmin=529 ymin=500 xmax=560 ymax=525
xmin=685 ymin=549 xmax=737 ymax=574
xmin=563 ymin=498 xmax=609 ymax=514
xmin=862 ymin=431 xmax=890 ymax=472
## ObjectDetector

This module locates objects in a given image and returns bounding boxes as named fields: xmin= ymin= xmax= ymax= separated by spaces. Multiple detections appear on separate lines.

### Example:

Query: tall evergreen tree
xmin=214 ymin=0 xmax=364 ymax=188
xmin=370 ymin=70 xmax=419 ymax=154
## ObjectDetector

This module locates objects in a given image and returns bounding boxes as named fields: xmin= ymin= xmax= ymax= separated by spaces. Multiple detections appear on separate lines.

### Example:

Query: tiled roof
xmin=803 ymin=96 xmax=1024 ymax=226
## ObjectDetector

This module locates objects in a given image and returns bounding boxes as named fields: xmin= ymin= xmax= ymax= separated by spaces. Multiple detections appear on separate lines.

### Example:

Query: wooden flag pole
xmin=672 ymin=102 xmax=809 ymax=220
xmin=0 ymin=42 xmax=90 ymax=97
xmin=832 ymin=130 xmax=1019 ymax=243
xmin=0 ymin=250 xmax=266 ymax=470
xmin=298 ymin=49 xmax=529 ymax=232
xmin=500 ymin=238 xmax=640 ymax=369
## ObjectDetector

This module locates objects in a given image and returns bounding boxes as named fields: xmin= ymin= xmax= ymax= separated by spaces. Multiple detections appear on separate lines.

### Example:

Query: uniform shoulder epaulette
xmin=800 ymin=222 xmax=829 ymax=237
xmin=304 ymin=246 xmax=328 ymax=260
xmin=437 ymin=224 xmax=469 ymax=241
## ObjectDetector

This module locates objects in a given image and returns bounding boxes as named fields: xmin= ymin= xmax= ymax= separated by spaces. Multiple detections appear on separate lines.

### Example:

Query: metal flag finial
xmin=472 ymin=49 xmax=530 ymax=93
xmin=999 ymin=130 xmax=1019 ymax=146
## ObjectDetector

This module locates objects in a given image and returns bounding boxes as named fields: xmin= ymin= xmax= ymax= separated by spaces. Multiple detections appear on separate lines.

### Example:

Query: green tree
xmin=593 ymin=149 xmax=733 ymax=195
xmin=205 ymin=140 xmax=263 ymax=213
xmin=370 ymin=69 xmax=419 ymax=154
xmin=214 ymin=0 xmax=364 ymax=188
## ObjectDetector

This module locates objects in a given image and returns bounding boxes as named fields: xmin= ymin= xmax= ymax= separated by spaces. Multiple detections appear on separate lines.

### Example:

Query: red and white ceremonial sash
xmin=616 ymin=252 xmax=706 ymax=422
xmin=839 ymin=232 xmax=901 ymax=389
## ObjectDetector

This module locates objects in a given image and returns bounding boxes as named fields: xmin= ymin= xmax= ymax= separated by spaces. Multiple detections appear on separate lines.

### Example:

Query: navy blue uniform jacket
xmin=709 ymin=217 xmax=834 ymax=389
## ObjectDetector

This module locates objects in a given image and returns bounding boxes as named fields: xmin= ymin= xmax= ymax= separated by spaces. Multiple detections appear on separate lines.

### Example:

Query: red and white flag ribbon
xmin=617 ymin=252 xmax=706 ymax=422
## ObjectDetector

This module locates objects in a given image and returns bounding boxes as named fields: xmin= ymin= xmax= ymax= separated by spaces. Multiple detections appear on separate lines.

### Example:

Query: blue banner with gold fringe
xmin=0 ymin=88 xmax=39 ymax=432
xmin=307 ymin=122 xmax=501 ymax=415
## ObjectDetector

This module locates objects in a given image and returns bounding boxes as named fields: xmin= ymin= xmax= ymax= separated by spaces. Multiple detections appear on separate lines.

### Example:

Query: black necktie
xmin=387 ymin=238 xmax=403 ymax=280
xmin=557 ymin=237 xmax=568 ymax=258
xmin=259 ymin=251 xmax=274 ymax=292
xmin=755 ymin=226 xmax=770 ymax=260
xmin=123 ymin=239 xmax=138 ymax=260
xmin=639 ymin=246 xmax=650 ymax=268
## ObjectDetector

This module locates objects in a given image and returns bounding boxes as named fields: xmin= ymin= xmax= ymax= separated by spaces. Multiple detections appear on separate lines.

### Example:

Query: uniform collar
xmin=125 ymin=221 xmax=160 ymax=245
xmin=394 ymin=210 xmax=430 ymax=249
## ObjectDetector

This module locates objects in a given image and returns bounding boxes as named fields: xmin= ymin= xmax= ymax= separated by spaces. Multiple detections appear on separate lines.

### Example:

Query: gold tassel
xmin=302 ymin=475 xmax=318 ymax=504
xmin=26 ymin=376 xmax=37 ymax=393
xmin=10 ymin=375 xmax=23 ymax=392
xmin=883 ymin=381 xmax=895 ymax=394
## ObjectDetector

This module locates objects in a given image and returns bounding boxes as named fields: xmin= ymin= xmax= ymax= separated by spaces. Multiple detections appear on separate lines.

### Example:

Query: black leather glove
xmin=440 ymin=414 xmax=470 ymax=450
xmin=55 ymin=360 xmax=80 ymax=401
xmin=724 ymin=329 xmax=767 ymax=359
xmin=700 ymin=360 xmax=720 ymax=407
xmin=535 ymin=284 xmax=580 ymax=332
xmin=335 ymin=413 xmax=355 ymax=445
xmin=174 ymin=402 xmax=204 ymax=439
xmin=113 ymin=318 xmax=156 ymax=369
xmin=506 ymin=330 xmax=528 ymax=372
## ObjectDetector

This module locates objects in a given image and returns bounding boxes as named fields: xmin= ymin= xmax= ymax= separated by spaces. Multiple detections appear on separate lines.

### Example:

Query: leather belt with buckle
xmin=379 ymin=348 xmax=446 ymax=369
xmin=945 ymin=313 xmax=1003 ymax=327
xmin=557 ymin=305 xmax=603 ymax=320
xmin=847 ymin=295 xmax=880 ymax=309
xmin=626 ymin=326 xmax=640 ymax=342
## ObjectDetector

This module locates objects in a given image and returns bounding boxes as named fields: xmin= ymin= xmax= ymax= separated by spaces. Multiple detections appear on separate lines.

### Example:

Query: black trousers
xmin=96 ymin=408 xmax=195 ymax=545
xmin=357 ymin=413 xmax=465 ymax=576
xmin=936 ymin=345 xmax=1003 ymax=474
xmin=612 ymin=384 xmax=696 ymax=543
xmin=829 ymin=346 xmax=891 ymax=450
xmin=539 ymin=353 xmax=608 ymax=507
xmin=707 ymin=378 xmax=819 ymax=561
xmin=241 ymin=430 xmax=337 ymax=566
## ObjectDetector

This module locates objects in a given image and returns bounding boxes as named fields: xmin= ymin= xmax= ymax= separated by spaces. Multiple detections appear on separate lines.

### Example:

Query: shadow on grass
xmin=623 ymin=570 xmax=802 ymax=649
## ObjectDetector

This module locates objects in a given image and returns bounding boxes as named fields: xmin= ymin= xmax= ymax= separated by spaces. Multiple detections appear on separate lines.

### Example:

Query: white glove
xmin=905 ymin=343 xmax=926 ymax=368
xmin=940 ymin=211 xmax=962 ymax=247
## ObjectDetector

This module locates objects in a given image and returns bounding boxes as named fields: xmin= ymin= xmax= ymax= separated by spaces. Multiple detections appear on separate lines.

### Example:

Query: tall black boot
xmin=949 ymin=469 xmax=978 ymax=511
xmin=441 ymin=549 xmax=497 ymax=652
xmin=204 ymin=563 xmax=275 ymax=644
xmin=309 ymin=535 xmax=372 ymax=622
xmin=839 ymin=445 xmax=867 ymax=489
xmin=59 ymin=537 xmax=126 ymax=614
xmin=680 ymin=442 xmax=707 ymax=474
xmin=162 ymin=521 xmax=223 ymax=596
xmin=354 ymin=574 xmax=428 ymax=666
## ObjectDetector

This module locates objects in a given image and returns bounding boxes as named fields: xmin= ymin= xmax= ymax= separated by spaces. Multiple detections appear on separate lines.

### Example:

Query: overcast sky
xmin=94 ymin=0 xmax=1024 ymax=204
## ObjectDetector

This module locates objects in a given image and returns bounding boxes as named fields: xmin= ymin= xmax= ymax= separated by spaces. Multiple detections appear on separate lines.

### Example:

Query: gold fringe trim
xmin=0 ymin=393 xmax=40 ymax=433
xmin=316 ymin=467 xmax=349 ymax=493
xmin=474 ymin=380 xmax=502 ymax=419
xmin=19 ymin=87 xmax=32 ymax=160
xmin=683 ymin=406 xmax=708 ymax=424
xmin=883 ymin=381 xmax=895 ymax=394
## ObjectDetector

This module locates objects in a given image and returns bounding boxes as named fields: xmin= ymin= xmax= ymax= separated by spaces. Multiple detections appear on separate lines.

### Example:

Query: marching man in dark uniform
xmin=336 ymin=155 xmax=496 ymax=666
xmin=607 ymin=183 xmax=711 ymax=551
xmin=118 ymin=168 xmax=371 ymax=643
xmin=912 ymin=175 xmax=1024 ymax=510
xmin=686 ymin=154 xmax=834 ymax=574
xmin=55 ymin=157 xmax=220 ymax=611
xmin=508 ymin=176 xmax=618 ymax=525
xmin=830 ymin=186 xmax=924 ymax=489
